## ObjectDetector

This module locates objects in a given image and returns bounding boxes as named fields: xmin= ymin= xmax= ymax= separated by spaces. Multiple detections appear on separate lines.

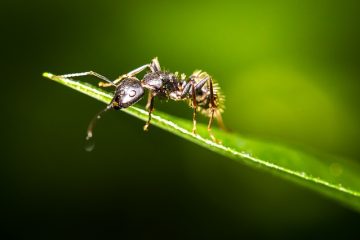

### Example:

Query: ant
xmin=58 ymin=57 xmax=225 ymax=142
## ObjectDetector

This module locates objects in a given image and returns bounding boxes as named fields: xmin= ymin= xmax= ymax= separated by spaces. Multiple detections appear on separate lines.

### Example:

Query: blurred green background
xmin=1 ymin=0 xmax=360 ymax=238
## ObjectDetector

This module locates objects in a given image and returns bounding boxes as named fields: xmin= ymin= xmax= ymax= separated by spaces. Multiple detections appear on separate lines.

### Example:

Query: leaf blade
xmin=43 ymin=72 xmax=360 ymax=212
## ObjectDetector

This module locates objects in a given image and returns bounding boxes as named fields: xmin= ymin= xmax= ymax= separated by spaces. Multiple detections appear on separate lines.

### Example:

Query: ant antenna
xmin=86 ymin=104 xmax=113 ymax=141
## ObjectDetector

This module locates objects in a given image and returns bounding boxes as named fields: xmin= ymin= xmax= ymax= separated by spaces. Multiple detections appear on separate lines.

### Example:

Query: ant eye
xmin=129 ymin=90 xmax=136 ymax=97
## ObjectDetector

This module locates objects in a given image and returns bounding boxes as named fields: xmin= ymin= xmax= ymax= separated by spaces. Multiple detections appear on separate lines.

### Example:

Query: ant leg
xmin=126 ymin=57 xmax=161 ymax=76
xmin=179 ymin=81 xmax=193 ymax=98
xmin=195 ymin=75 xmax=209 ymax=90
xmin=186 ymin=70 xmax=209 ymax=92
xmin=126 ymin=64 xmax=151 ymax=77
xmin=177 ymin=78 xmax=198 ymax=133
xmin=112 ymin=57 xmax=161 ymax=85
xmin=207 ymin=77 xmax=218 ymax=142
xmin=179 ymin=77 xmax=199 ymax=99
xmin=145 ymin=91 xmax=152 ymax=110
xmin=190 ymin=82 xmax=198 ymax=134
xmin=150 ymin=57 xmax=161 ymax=72
xmin=208 ymin=108 xmax=216 ymax=142
xmin=108 ymin=64 xmax=151 ymax=86
xmin=144 ymin=93 xmax=155 ymax=131
xmin=59 ymin=71 xmax=116 ymax=87
xmin=215 ymin=111 xmax=227 ymax=131
xmin=101 ymin=57 xmax=161 ymax=86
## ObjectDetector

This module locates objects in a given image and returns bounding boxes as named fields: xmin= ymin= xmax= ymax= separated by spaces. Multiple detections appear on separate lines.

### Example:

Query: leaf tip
xmin=42 ymin=72 xmax=54 ymax=79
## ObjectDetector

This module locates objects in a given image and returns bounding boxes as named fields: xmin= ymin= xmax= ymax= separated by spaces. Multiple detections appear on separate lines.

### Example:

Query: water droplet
xmin=84 ymin=138 xmax=95 ymax=152
xmin=241 ymin=151 xmax=251 ymax=158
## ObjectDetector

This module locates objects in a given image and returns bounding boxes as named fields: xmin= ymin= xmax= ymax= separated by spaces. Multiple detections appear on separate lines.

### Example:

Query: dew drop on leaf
xmin=85 ymin=139 xmax=95 ymax=152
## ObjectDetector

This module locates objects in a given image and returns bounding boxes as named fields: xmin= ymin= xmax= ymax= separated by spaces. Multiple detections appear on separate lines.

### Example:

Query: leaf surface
xmin=43 ymin=72 xmax=360 ymax=212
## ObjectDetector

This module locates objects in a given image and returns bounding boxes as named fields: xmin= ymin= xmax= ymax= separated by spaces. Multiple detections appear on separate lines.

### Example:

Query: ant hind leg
xmin=207 ymin=108 xmax=216 ymax=142
xmin=190 ymin=81 xmax=198 ymax=134
xmin=207 ymin=76 xmax=221 ymax=143
xmin=215 ymin=111 xmax=227 ymax=131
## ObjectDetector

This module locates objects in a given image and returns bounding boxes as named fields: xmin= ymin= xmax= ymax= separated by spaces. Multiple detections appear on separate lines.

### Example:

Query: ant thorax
xmin=142 ymin=71 xmax=185 ymax=100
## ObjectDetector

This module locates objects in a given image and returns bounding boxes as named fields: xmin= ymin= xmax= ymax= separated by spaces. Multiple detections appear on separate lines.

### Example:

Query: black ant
xmin=58 ymin=57 xmax=225 ymax=142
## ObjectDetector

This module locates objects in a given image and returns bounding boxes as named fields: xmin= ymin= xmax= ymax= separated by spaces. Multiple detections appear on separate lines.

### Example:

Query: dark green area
xmin=1 ymin=0 xmax=360 ymax=238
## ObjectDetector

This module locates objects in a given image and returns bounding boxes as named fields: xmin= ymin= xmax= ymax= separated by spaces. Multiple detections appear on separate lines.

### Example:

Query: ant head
xmin=86 ymin=77 xmax=144 ymax=141
xmin=111 ymin=77 xmax=144 ymax=109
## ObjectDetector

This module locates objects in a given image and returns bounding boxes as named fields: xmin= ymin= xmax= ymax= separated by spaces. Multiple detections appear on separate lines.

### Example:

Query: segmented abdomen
xmin=188 ymin=70 xmax=225 ymax=117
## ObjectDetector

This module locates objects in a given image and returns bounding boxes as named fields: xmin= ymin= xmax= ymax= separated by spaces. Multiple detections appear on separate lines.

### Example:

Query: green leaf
xmin=43 ymin=72 xmax=360 ymax=212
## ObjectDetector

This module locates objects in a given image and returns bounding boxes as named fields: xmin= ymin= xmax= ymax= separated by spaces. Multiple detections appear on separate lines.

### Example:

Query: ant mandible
xmin=58 ymin=57 xmax=225 ymax=142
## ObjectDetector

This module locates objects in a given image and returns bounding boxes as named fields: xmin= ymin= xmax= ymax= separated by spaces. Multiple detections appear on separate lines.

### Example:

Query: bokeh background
xmin=1 ymin=0 xmax=360 ymax=238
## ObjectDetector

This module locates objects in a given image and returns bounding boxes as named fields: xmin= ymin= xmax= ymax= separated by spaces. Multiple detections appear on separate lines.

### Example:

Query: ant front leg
xmin=58 ymin=71 xmax=116 ymax=87
xmin=100 ymin=57 xmax=162 ymax=87
xmin=144 ymin=92 xmax=155 ymax=131
xmin=99 ymin=64 xmax=151 ymax=87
